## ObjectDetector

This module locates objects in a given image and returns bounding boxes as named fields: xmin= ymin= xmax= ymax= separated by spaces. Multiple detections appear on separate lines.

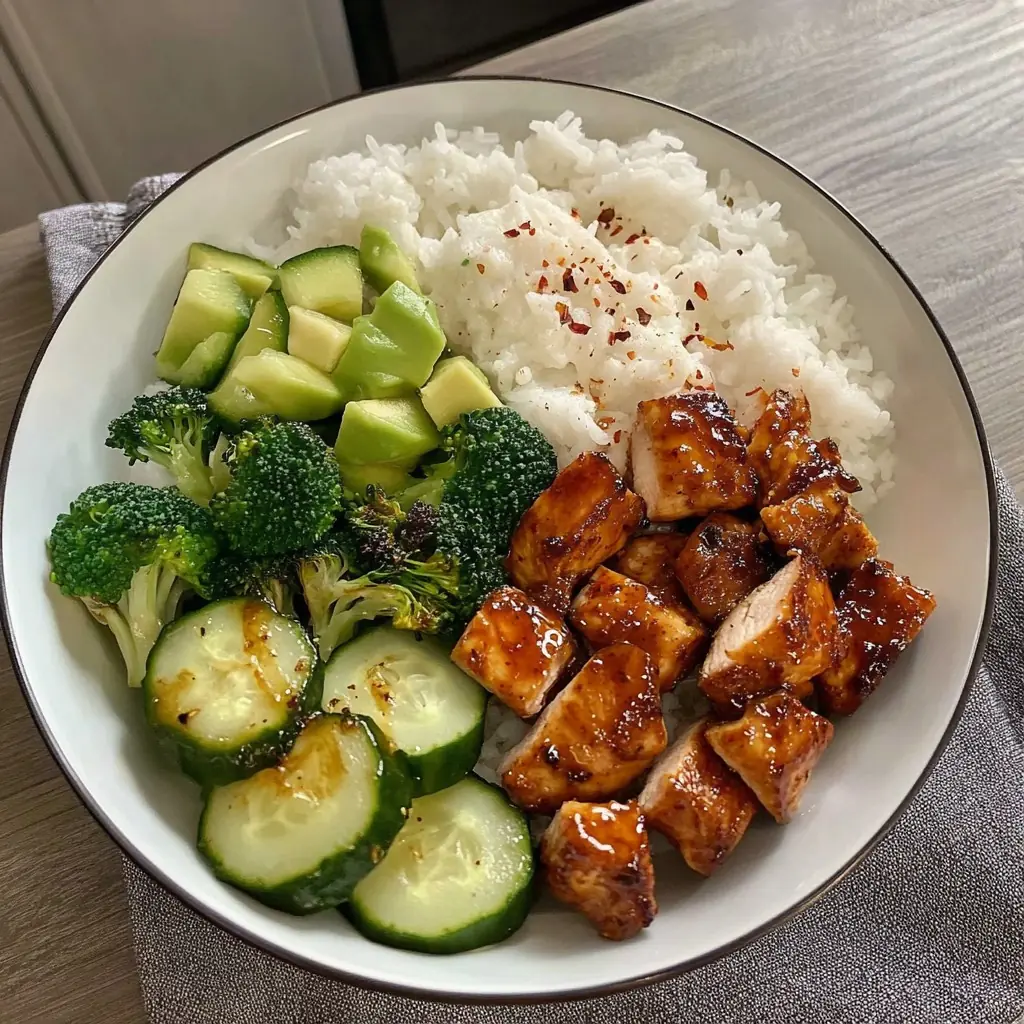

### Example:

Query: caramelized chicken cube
xmin=608 ymin=532 xmax=689 ymax=600
xmin=674 ymin=512 xmax=772 ymax=624
xmin=747 ymin=389 xmax=859 ymax=508
xmin=452 ymin=586 xmax=576 ymax=717
xmin=570 ymin=566 xmax=706 ymax=691
xmin=699 ymin=553 xmax=839 ymax=710
xmin=505 ymin=451 xmax=645 ymax=612
xmin=817 ymin=559 xmax=936 ymax=715
xmin=705 ymin=691 xmax=833 ymax=823
xmin=630 ymin=391 xmax=757 ymax=521
xmin=761 ymin=479 xmax=878 ymax=572
xmin=540 ymin=799 xmax=656 ymax=940
xmin=500 ymin=643 xmax=667 ymax=814
xmin=639 ymin=719 xmax=758 ymax=876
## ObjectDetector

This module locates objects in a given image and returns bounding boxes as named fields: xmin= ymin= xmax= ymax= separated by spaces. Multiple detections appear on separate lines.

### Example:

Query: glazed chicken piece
xmin=639 ymin=719 xmax=758 ymax=876
xmin=452 ymin=585 xmax=577 ymax=718
xmin=674 ymin=512 xmax=772 ymax=624
xmin=705 ymin=691 xmax=834 ymax=823
xmin=699 ymin=552 xmax=839 ymax=711
xmin=499 ymin=643 xmax=667 ymax=814
xmin=607 ymin=532 xmax=690 ymax=601
xmin=540 ymin=799 xmax=656 ymax=941
xmin=747 ymin=389 xmax=859 ymax=508
xmin=505 ymin=451 xmax=645 ymax=612
xmin=761 ymin=479 xmax=878 ymax=572
xmin=629 ymin=391 xmax=757 ymax=521
xmin=817 ymin=558 xmax=936 ymax=716
xmin=569 ymin=566 xmax=706 ymax=692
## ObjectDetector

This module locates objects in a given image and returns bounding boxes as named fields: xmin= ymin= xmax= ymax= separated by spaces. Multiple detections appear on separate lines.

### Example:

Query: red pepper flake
xmin=791 ymin=367 xmax=801 ymax=377
xmin=537 ymin=275 xmax=549 ymax=292
xmin=605 ymin=307 xmax=616 ymax=315
xmin=643 ymin=237 xmax=651 ymax=244
xmin=597 ymin=207 xmax=616 ymax=225
xmin=726 ymin=196 xmax=735 ymax=208
xmin=700 ymin=336 xmax=734 ymax=352
xmin=542 ymin=259 xmax=550 ymax=268
xmin=503 ymin=228 xmax=520 ymax=238
xmin=593 ymin=297 xmax=602 ymax=308
xmin=529 ymin=228 xmax=536 ymax=236
xmin=745 ymin=386 xmax=764 ymax=397
xmin=568 ymin=320 xmax=591 ymax=335
xmin=610 ymin=224 xmax=624 ymax=237
xmin=519 ymin=221 xmax=531 ymax=230
xmin=557 ymin=256 xmax=566 ymax=267
xmin=563 ymin=269 xmax=578 ymax=292
xmin=694 ymin=323 xmax=700 ymax=331
xmin=695 ymin=369 xmax=704 ymax=379
xmin=590 ymin=377 xmax=605 ymax=386
xmin=613 ymin=430 xmax=623 ymax=444
xmin=626 ymin=350 xmax=637 ymax=360
xmin=636 ymin=307 xmax=652 ymax=326
xmin=685 ymin=299 xmax=695 ymax=311
xmin=610 ymin=280 xmax=627 ymax=294
xmin=596 ymin=415 xmax=615 ymax=429
xmin=610 ymin=330 xmax=631 ymax=343
xmin=476 ymin=263 xmax=485 ymax=274
xmin=694 ymin=281 xmax=708 ymax=301
xmin=683 ymin=333 xmax=697 ymax=345
xmin=625 ymin=233 xmax=641 ymax=245
xmin=652 ymin=282 xmax=658 ymax=289
xmin=571 ymin=208 xmax=581 ymax=220
xmin=555 ymin=301 xmax=571 ymax=325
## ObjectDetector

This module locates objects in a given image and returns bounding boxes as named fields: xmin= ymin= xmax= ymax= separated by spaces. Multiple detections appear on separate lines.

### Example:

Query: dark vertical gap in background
xmin=343 ymin=0 xmax=399 ymax=89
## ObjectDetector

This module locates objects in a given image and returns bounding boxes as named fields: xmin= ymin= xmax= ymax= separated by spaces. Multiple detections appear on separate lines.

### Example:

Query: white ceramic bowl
xmin=0 ymin=78 xmax=995 ymax=1002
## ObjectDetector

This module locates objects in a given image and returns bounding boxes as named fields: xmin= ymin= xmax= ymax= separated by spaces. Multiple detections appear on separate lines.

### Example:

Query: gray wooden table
xmin=1 ymin=1 xmax=1022 ymax=1020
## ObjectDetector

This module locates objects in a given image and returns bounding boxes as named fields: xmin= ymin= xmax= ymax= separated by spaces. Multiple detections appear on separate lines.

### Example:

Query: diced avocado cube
xmin=335 ymin=397 xmax=440 ymax=466
xmin=209 ymin=349 xmax=344 ymax=424
xmin=278 ymin=245 xmax=362 ymax=323
xmin=420 ymin=356 xmax=501 ymax=428
xmin=369 ymin=282 xmax=446 ymax=380
xmin=338 ymin=459 xmax=418 ymax=497
xmin=359 ymin=225 xmax=421 ymax=295
xmin=187 ymin=242 xmax=276 ymax=299
xmin=287 ymin=307 xmax=352 ymax=374
xmin=226 ymin=290 xmax=288 ymax=373
xmin=156 ymin=268 xmax=252 ymax=375
xmin=163 ymin=331 xmax=238 ymax=389
xmin=331 ymin=316 xmax=411 ymax=401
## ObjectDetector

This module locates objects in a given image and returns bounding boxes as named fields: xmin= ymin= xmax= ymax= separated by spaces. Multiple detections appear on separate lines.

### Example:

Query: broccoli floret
xmin=105 ymin=387 xmax=225 ymax=505
xmin=205 ymin=549 xmax=297 ymax=617
xmin=48 ymin=481 xmax=218 ymax=686
xmin=342 ymin=488 xmax=439 ymax=569
xmin=296 ymin=533 xmax=455 ymax=659
xmin=401 ymin=406 xmax=557 ymax=626
xmin=210 ymin=421 xmax=342 ymax=557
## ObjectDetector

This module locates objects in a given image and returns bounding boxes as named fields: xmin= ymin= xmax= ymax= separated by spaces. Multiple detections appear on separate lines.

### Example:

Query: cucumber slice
xmin=226 ymin=290 xmax=289 ymax=373
xmin=323 ymin=627 xmax=486 ymax=794
xmin=187 ymin=242 xmax=277 ymax=299
xmin=198 ymin=713 xmax=414 ymax=914
xmin=162 ymin=330 xmax=237 ymax=389
xmin=359 ymin=225 xmax=421 ymax=295
xmin=209 ymin=349 xmax=344 ymax=424
xmin=143 ymin=598 xmax=322 ymax=786
xmin=278 ymin=245 xmax=363 ymax=323
xmin=335 ymin=396 xmax=440 ymax=465
xmin=156 ymin=268 xmax=252 ymax=375
xmin=346 ymin=777 xmax=534 ymax=953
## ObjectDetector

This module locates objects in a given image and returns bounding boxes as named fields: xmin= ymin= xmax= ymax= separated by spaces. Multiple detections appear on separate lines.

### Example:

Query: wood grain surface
xmin=1 ymin=2 xmax=1023 ymax=1021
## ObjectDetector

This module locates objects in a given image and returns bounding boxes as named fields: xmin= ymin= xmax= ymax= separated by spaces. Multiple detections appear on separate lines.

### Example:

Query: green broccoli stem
xmin=207 ymin=433 xmax=233 ymax=496
xmin=162 ymin=438 xmax=215 ymax=505
xmin=81 ymin=563 xmax=188 ymax=686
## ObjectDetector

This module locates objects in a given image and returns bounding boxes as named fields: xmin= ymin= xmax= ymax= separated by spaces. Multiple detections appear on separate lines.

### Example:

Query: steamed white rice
xmin=255 ymin=110 xmax=895 ymax=506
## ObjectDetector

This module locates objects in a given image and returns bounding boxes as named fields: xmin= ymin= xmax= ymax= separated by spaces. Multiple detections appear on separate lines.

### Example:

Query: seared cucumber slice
xmin=156 ymin=268 xmax=252 ymax=376
xmin=199 ymin=713 xmax=413 ymax=914
xmin=226 ymin=290 xmax=289 ymax=373
xmin=278 ymin=245 xmax=362 ymax=323
xmin=187 ymin=242 xmax=277 ymax=299
xmin=323 ymin=627 xmax=485 ymax=794
xmin=346 ymin=777 xmax=534 ymax=953
xmin=144 ymin=598 xmax=321 ymax=786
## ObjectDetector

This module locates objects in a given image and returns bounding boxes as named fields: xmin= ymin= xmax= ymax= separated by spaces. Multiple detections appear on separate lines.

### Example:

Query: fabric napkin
xmin=38 ymin=181 xmax=1024 ymax=1024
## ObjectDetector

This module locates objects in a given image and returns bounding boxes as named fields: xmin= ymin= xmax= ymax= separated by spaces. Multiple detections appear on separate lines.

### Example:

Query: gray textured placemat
xmin=39 ymin=180 xmax=1024 ymax=1024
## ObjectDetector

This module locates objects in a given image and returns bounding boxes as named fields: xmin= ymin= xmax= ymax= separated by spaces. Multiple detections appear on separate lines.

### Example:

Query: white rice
xmin=255 ymin=110 xmax=895 ymax=506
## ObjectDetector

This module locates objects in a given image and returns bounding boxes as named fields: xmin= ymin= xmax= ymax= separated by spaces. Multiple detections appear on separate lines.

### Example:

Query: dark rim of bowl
xmin=0 ymin=75 xmax=999 ymax=1005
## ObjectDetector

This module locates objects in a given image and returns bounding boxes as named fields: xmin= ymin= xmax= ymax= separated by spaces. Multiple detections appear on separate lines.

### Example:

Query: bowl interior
xmin=0 ymin=78 xmax=991 ymax=1001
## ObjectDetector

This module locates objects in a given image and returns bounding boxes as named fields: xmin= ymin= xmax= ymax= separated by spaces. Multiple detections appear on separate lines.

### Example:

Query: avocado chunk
xmin=287 ymin=307 xmax=352 ymax=374
xmin=156 ymin=268 xmax=252 ymax=378
xmin=331 ymin=282 xmax=446 ymax=400
xmin=420 ymin=356 xmax=501 ymax=428
xmin=359 ymin=225 xmax=421 ymax=295
xmin=187 ymin=242 xmax=276 ymax=299
xmin=209 ymin=349 xmax=344 ymax=424
xmin=226 ymin=290 xmax=288 ymax=373
xmin=164 ymin=330 xmax=237 ymax=390
xmin=278 ymin=245 xmax=362 ymax=323
xmin=338 ymin=459 xmax=418 ymax=497
xmin=335 ymin=397 xmax=440 ymax=466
